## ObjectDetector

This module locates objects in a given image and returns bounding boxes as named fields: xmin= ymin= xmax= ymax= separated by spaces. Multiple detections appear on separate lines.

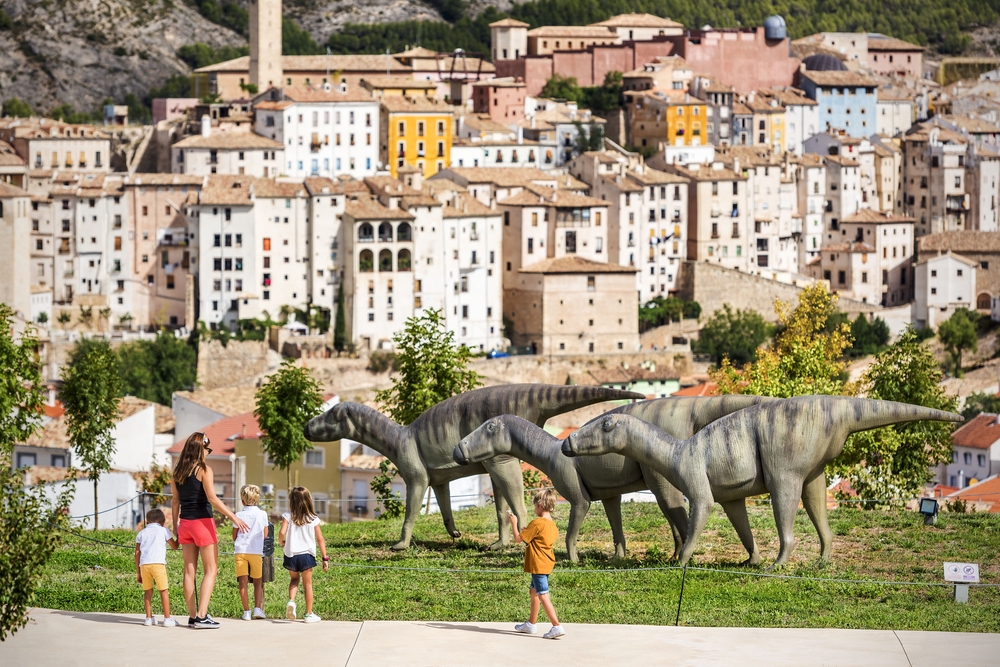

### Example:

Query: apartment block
xmin=172 ymin=123 xmax=283 ymax=177
xmin=0 ymin=182 xmax=31 ymax=319
xmin=903 ymin=124 xmax=970 ymax=236
xmin=795 ymin=153 xmax=827 ymax=268
xmin=0 ymin=118 xmax=111 ymax=172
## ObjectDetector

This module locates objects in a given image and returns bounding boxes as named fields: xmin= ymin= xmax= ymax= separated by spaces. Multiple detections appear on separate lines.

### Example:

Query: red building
xmin=472 ymin=77 xmax=527 ymax=123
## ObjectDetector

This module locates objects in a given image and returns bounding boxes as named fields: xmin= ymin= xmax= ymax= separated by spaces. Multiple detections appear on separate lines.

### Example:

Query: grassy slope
xmin=36 ymin=503 xmax=1000 ymax=631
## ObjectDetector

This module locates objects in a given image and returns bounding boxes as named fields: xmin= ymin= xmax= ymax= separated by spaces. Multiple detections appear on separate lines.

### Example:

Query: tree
xmin=282 ymin=18 xmax=324 ymax=55
xmin=847 ymin=314 xmax=891 ymax=358
xmin=2 ymin=97 xmax=33 ymax=118
xmin=692 ymin=304 xmax=773 ymax=366
xmin=370 ymin=459 xmax=404 ymax=520
xmin=334 ymin=281 xmax=347 ymax=353
xmin=540 ymin=74 xmax=583 ymax=103
xmin=118 ymin=332 xmax=198 ymax=405
xmin=830 ymin=328 xmax=958 ymax=506
xmin=938 ymin=308 xmax=978 ymax=376
xmin=254 ymin=358 xmax=324 ymax=490
xmin=118 ymin=312 xmax=133 ymax=330
xmin=573 ymin=121 xmax=604 ymax=154
xmin=98 ymin=307 xmax=112 ymax=333
xmin=713 ymin=283 xmax=852 ymax=397
xmin=78 ymin=306 xmax=93 ymax=328
xmin=960 ymin=391 xmax=1000 ymax=420
xmin=581 ymin=71 xmax=623 ymax=111
xmin=374 ymin=309 xmax=483 ymax=426
xmin=60 ymin=340 xmax=122 ymax=530
xmin=36 ymin=312 xmax=48 ymax=326
xmin=56 ymin=311 xmax=71 ymax=328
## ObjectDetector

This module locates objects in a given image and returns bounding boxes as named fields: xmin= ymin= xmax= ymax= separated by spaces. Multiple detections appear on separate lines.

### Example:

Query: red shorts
xmin=178 ymin=518 xmax=218 ymax=546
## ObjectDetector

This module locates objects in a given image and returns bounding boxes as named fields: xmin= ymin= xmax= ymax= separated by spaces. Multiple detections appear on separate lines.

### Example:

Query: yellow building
xmin=744 ymin=94 xmax=786 ymax=153
xmin=233 ymin=436 xmax=343 ymax=523
xmin=624 ymin=91 xmax=708 ymax=150
xmin=380 ymin=96 xmax=454 ymax=178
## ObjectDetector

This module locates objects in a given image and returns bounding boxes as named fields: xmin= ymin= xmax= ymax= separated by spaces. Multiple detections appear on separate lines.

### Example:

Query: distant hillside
xmin=1 ymin=0 xmax=998 ymax=119
xmin=0 ymin=0 xmax=246 ymax=114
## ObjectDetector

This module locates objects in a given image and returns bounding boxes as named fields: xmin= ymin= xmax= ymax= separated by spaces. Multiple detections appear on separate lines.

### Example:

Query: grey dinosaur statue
xmin=303 ymin=384 xmax=643 ymax=551
xmin=562 ymin=396 xmax=963 ymax=568
xmin=453 ymin=395 xmax=774 ymax=562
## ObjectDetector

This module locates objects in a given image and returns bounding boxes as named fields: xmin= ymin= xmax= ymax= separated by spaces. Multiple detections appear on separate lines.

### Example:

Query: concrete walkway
xmin=2 ymin=609 xmax=998 ymax=667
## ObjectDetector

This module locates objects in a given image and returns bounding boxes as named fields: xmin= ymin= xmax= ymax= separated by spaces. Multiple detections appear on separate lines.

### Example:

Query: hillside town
xmin=2 ymin=6 xmax=1000 ymax=521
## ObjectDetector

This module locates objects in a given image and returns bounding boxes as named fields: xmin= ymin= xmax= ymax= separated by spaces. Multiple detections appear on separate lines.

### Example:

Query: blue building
xmin=798 ymin=56 xmax=879 ymax=139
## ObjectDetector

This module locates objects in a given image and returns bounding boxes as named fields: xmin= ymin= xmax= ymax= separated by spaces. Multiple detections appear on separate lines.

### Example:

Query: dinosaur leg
xmin=483 ymin=457 xmax=528 ymax=550
xmin=565 ymin=499 xmax=591 ymax=563
xmin=801 ymin=472 xmax=833 ymax=562
xmin=676 ymin=494 xmax=713 ymax=566
xmin=601 ymin=495 xmax=627 ymax=560
xmin=392 ymin=471 xmax=429 ymax=551
xmin=719 ymin=500 xmax=760 ymax=566
xmin=432 ymin=483 xmax=461 ymax=539
xmin=768 ymin=483 xmax=803 ymax=570
xmin=641 ymin=466 xmax=688 ymax=560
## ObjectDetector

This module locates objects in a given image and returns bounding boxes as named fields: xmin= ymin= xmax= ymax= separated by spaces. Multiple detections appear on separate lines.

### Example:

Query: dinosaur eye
xmin=602 ymin=419 xmax=613 ymax=432
xmin=486 ymin=422 xmax=495 ymax=433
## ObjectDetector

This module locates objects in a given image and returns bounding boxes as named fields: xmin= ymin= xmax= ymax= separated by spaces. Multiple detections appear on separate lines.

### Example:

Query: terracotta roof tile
xmin=918 ymin=231 xmax=1000 ymax=253
xmin=489 ymin=18 xmax=530 ymax=28
xmin=26 ymin=397 xmax=153 ymax=450
xmin=361 ymin=77 xmax=437 ymax=90
xmin=842 ymin=209 xmax=915 ymax=224
xmin=591 ymin=13 xmax=683 ymax=28
xmin=671 ymin=382 xmax=718 ymax=397
xmin=344 ymin=195 xmax=415 ymax=221
xmin=280 ymin=84 xmax=377 ymax=104
xmin=946 ymin=474 xmax=1000 ymax=512
xmin=195 ymin=55 xmax=411 ymax=74
xmin=801 ymin=71 xmax=881 ymax=87
xmin=820 ymin=241 xmax=877 ymax=253
xmin=380 ymin=96 xmax=455 ymax=114
xmin=951 ymin=413 xmax=1000 ymax=450
xmin=173 ymin=132 xmax=283 ymax=150
xmin=867 ymin=36 xmax=926 ymax=52
xmin=527 ymin=26 xmax=617 ymax=38
xmin=168 ymin=412 xmax=261 ymax=455
xmin=340 ymin=446 xmax=386 ymax=470
xmin=155 ymin=404 xmax=175 ymax=434
xmin=627 ymin=167 xmax=688 ymax=186
xmin=173 ymin=386 xmax=260 ymax=417
xmin=442 ymin=193 xmax=497 ymax=218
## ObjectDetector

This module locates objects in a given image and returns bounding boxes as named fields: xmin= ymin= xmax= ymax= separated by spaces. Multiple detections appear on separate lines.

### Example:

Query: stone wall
xmin=470 ymin=350 xmax=692 ymax=386
xmin=196 ymin=340 xmax=269 ymax=390
xmin=675 ymin=260 xmax=880 ymax=323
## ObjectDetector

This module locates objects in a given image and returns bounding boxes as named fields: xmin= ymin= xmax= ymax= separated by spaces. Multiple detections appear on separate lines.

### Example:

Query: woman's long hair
xmin=174 ymin=432 xmax=208 ymax=485
xmin=288 ymin=486 xmax=317 ymax=526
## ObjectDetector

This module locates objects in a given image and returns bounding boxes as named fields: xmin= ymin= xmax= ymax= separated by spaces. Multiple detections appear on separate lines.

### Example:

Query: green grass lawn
xmin=36 ymin=502 xmax=1000 ymax=632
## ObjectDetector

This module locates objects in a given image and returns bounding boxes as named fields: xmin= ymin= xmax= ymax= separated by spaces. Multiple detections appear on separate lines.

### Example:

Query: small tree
xmin=56 ymin=311 xmax=72 ymax=328
xmin=692 ymin=304 xmax=773 ymax=366
xmin=78 ymin=306 xmax=93 ymax=328
xmin=370 ymin=460 xmax=404 ymax=520
xmin=0 ymin=304 xmax=73 ymax=639
xmin=714 ymin=283 xmax=852 ymax=397
xmin=98 ymin=306 xmax=112 ymax=332
xmin=36 ymin=312 xmax=48 ymax=326
xmin=539 ymin=74 xmax=583 ymax=103
xmin=961 ymin=391 xmax=1000 ymax=420
xmin=333 ymin=281 xmax=346 ymax=353
xmin=938 ymin=308 xmax=978 ymax=376
xmin=830 ymin=328 xmax=958 ymax=505
xmin=374 ymin=309 xmax=483 ymax=426
xmin=119 ymin=312 xmax=133 ymax=330
xmin=254 ymin=358 xmax=324 ymax=490
xmin=60 ymin=340 xmax=122 ymax=530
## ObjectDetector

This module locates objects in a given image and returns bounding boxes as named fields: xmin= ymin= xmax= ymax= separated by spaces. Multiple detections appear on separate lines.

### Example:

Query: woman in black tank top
xmin=171 ymin=432 xmax=249 ymax=628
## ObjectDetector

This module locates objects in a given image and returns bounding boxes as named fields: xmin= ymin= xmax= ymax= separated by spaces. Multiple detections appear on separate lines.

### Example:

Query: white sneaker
xmin=143 ymin=617 xmax=154 ymax=627
xmin=286 ymin=600 xmax=296 ymax=620
xmin=241 ymin=610 xmax=252 ymax=621
xmin=514 ymin=621 xmax=537 ymax=634
xmin=162 ymin=618 xmax=178 ymax=627
xmin=253 ymin=607 xmax=266 ymax=620
xmin=303 ymin=613 xmax=321 ymax=624
xmin=543 ymin=625 xmax=565 ymax=639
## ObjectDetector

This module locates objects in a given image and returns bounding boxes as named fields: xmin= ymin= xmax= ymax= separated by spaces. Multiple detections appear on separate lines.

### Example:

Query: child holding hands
xmin=233 ymin=484 xmax=270 ymax=620
xmin=279 ymin=486 xmax=328 ymax=623
xmin=135 ymin=509 xmax=179 ymax=627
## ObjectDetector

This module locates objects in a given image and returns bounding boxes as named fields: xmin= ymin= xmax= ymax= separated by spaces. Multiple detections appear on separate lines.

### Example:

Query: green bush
xmin=368 ymin=350 xmax=398 ymax=374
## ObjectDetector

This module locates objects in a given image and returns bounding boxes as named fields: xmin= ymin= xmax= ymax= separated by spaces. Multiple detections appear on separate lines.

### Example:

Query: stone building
xmin=902 ymin=123 xmax=970 ymax=236
xmin=917 ymin=231 xmax=1000 ymax=313
xmin=504 ymin=256 xmax=638 ymax=355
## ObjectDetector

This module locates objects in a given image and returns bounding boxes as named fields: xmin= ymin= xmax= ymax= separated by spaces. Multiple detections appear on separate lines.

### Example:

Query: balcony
xmin=310 ymin=141 xmax=322 ymax=152
xmin=947 ymin=196 xmax=968 ymax=211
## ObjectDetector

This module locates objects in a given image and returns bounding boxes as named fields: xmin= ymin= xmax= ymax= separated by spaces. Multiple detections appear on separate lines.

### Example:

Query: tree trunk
xmin=286 ymin=468 xmax=291 ymax=495
xmin=93 ymin=478 xmax=99 ymax=531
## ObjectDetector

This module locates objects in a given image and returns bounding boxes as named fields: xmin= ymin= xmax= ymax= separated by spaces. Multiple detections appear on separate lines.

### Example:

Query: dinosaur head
xmin=303 ymin=402 xmax=354 ymax=442
xmin=561 ymin=413 xmax=628 ymax=458
xmin=454 ymin=416 xmax=511 ymax=465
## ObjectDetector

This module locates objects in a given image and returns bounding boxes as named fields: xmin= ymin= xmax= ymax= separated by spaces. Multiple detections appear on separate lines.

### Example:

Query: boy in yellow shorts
xmin=135 ymin=508 xmax=179 ymax=627
xmin=233 ymin=484 xmax=270 ymax=620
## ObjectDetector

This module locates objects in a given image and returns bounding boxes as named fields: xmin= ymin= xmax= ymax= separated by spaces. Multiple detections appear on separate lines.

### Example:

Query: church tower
xmin=249 ymin=0 xmax=283 ymax=91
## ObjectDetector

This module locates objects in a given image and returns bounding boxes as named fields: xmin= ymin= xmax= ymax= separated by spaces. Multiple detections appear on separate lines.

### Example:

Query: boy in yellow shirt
xmin=507 ymin=488 xmax=564 ymax=639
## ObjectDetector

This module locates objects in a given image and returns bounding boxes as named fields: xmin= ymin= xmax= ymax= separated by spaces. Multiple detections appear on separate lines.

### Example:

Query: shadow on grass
xmin=52 ymin=610 xmax=146 ymax=626
xmin=422 ymin=622 xmax=521 ymax=636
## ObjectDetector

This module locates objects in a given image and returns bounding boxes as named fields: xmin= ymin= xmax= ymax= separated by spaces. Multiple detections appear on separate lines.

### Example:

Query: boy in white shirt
xmin=233 ymin=484 xmax=270 ymax=620
xmin=135 ymin=509 xmax=179 ymax=627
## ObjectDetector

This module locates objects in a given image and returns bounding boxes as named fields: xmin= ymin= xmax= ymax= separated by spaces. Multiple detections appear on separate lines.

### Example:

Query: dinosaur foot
xmin=487 ymin=539 xmax=510 ymax=551
xmin=449 ymin=530 xmax=462 ymax=539
xmin=390 ymin=540 xmax=410 ymax=551
xmin=740 ymin=553 xmax=761 ymax=567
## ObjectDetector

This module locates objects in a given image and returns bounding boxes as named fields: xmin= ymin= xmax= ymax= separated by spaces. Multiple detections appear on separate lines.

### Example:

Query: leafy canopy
xmin=254 ymin=358 xmax=325 ymax=489
xmin=960 ymin=391 xmax=1000 ymax=421
xmin=937 ymin=308 xmax=978 ymax=377
xmin=829 ymin=328 xmax=958 ymax=506
xmin=60 ymin=340 xmax=122 ymax=484
xmin=713 ymin=283 xmax=851 ymax=397
xmin=375 ymin=309 xmax=483 ymax=426
xmin=118 ymin=332 xmax=198 ymax=405
xmin=692 ymin=304 xmax=773 ymax=366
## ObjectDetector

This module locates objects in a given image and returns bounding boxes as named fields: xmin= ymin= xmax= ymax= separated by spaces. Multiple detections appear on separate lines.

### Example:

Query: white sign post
xmin=944 ymin=562 xmax=979 ymax=603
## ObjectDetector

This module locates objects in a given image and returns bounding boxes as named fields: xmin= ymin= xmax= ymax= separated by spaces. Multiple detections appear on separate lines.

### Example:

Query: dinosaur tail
xmin=836 ymin=397 xmax=963 ymax=434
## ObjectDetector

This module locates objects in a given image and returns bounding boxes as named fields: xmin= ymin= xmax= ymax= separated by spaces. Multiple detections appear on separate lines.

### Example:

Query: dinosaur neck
xmin=620 ymin=419 xmax=681 ymax=472
xmin=345 ymin=404 xmax=404 ymax=461
xmin=504 ymin=417 xmax=562 ymax=470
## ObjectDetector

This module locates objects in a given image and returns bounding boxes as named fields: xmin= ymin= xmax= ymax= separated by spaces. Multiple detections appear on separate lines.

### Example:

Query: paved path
xmin=2 ymin=609 xmax=998 ymax=667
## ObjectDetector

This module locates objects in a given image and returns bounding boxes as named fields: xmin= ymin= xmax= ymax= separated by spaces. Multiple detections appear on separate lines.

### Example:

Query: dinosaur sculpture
xmin=303 ymin=384 xmax=643 ymax=551
xmin=453 ymin=395 xmax=774 ymax=562
xmin=562 ymin=396 xmax=963 ymax=568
